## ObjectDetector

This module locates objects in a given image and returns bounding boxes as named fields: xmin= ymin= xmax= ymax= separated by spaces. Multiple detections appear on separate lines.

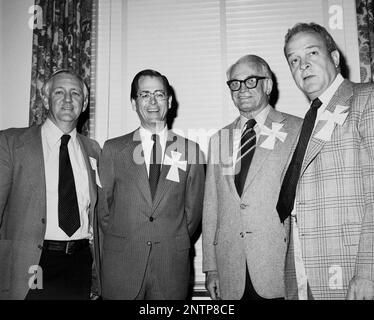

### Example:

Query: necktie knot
xmin=152 ymin=134 xmax=158 ymax=143
xmin=61 ymin=134 xmax=71 ymax=146
xmin=311 ymin=98 xmax=322 ymax=110
xmin=245 ymin=119 xmax=257 ymax=132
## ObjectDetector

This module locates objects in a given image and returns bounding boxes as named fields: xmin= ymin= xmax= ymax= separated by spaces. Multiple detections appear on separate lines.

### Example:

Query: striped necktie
xmin=234 ymin=119 xmax=257 ymax=197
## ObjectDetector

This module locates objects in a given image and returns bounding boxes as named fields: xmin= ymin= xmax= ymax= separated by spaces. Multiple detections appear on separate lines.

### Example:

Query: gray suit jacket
xmin=98 ymin=129 xmax=205 ymax=300
xmin=0 ymin=125 xmax=101 ymax=299
xmin=202 ymin=107 xmax=302 ymax=299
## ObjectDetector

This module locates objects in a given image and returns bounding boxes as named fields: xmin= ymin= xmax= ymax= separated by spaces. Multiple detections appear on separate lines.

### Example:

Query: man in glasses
xmin=98 ymin=69 xmax=205 ymax=299
xmin=202 ymin=55 xmax=302 ymax=300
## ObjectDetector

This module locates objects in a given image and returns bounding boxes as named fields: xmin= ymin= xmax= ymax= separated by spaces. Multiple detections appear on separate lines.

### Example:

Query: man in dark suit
xmin=278 ymin=22 xmax=374 ymax=299
xmin=203 ymin=55 xmax=302 ymax=300
xmin=0 ymin=70 xmax=101 ymax=300
xmin=99 ymin=69 xmax=205 ymax=300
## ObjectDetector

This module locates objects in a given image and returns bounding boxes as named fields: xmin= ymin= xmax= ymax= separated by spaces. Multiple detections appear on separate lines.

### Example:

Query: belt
xmin=43 ymin=239 xmax=89 ymax=255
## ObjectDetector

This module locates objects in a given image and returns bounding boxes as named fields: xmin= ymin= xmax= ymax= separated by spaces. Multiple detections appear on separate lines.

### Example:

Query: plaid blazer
xmin=286 ymin=79 xmax=374 ymax=299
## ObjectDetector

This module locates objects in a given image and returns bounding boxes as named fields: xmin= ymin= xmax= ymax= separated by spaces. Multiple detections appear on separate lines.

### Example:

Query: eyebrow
xmin=286 ymin=44 xmax=322 ymax=59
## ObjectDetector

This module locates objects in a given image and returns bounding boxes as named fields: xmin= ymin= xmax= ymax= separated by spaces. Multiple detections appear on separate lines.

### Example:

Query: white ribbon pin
xmin=163 ymin=151 xmax=187 ymax=183
xmin=314 ymin=105 xmax=349 ymax=141
xmin=258 ymin=123 xmax=288 ymax=150
xmin=89 ymin=157 xmax=102 ymax=188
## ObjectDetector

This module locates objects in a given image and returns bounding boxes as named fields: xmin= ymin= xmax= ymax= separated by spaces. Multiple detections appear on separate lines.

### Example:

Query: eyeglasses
xmin=137 ymin=90 xmax=167 ymax=102
xmin=226 ymin=76 xmax=267 ymax=91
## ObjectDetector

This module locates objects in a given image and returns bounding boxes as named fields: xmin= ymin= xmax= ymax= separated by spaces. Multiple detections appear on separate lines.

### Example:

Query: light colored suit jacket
xmin=98 ymin=129 xmax=205 ymax=300
xmin=286 ymin=79 xmax=374 ymax=299
xmin=0 ymin=125 xmax=102 ymax=300
xmin=202 ymin=107 xmax=302 ymax=299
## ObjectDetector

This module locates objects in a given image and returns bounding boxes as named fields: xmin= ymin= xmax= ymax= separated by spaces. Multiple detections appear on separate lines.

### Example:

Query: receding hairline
xmin=227 ymin=55 xmax=272 ymax=79
xmin=43 ymin=70 xmax=88 ymax=98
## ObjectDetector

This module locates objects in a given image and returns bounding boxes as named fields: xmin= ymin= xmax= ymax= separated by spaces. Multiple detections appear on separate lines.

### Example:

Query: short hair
xmin=226 ymin=54 xmax=272 ymax=79
xmin=284 ymin=22 xmax=339 ymax=57
xmin=42 ymin=69 xmax=89 ymax=99
xmin=130 ymin=69 xmax=171 ymax=100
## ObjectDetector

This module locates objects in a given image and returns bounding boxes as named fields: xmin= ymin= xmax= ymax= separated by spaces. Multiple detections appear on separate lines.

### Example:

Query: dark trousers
xmin=241 ymin=266 xmax=284 ymax=300
xmin=25 ymin=246 xmax=92 ymax=300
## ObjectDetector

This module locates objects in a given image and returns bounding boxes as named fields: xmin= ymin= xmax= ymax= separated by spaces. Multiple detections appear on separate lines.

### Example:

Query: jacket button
xmin=240 ymin=204 xmax=247 ymax=209
xmin=37 ymin=245 xmax=43 ymax=250
xmin=149 ymin=217 xmax=154 ymax=222
xmin=41 ymin=218 xmax=46 ymax=224
xmin=240 ymin=232 xmax=244 ymax=238
xmin=147 ymin=241 xmax=152 ymax=246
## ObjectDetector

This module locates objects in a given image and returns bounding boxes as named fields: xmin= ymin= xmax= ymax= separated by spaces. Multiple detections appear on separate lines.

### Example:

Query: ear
xmin=82 ymin=95 xmax=89 ymax=113
xmin=168 ymin=95 xmax=172 ymax=109
xmin=131 ymin=99 xmax=137 ymax=111
xmin=331 ymin=50 xmax=340 ymax=68
xmin=264 ymin=78 xmax=273 ymax=96
xmin=42 ymin=93 xmax=50 ymax=110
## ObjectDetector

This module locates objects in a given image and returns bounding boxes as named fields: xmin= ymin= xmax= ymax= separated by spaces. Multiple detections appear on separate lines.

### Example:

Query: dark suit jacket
xmin=98 ymin=129 xmax=205 ymax=299
xmin=0 ymin=125 xmax=101 ymax=299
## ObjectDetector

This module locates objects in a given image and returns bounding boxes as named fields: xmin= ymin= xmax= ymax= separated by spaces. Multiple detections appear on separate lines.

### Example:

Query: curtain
xmin=29 ymin=0 xmax=93 ymax=135
xmin=356 ymin=0 xmax=374 ymax=82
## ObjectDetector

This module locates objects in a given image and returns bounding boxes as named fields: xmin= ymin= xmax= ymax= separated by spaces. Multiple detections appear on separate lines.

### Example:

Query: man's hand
xmin=205 ymin=271 xmax=221 ymax=300
xmin=346 ymin=276 xmax=374 ymax=300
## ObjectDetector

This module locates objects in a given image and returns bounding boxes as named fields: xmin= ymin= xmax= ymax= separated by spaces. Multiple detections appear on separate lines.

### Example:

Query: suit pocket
xmin=103 ymin=232 xmax=126 ymax=252
xmin=0 ymin=240 xmax=12 ymax=292
xmin=176 ymin=234 xmax=191 ymax=251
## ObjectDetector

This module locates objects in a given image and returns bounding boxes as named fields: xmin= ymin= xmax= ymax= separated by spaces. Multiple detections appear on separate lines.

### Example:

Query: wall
xmin=0 ymin=0 xmax=33 ymax=130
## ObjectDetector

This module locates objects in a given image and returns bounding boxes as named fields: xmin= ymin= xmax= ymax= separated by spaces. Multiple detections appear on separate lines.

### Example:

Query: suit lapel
xmin=223 ymin=118 xmax=241 ymax=202
xmin=126 ymin=129 xmax=153 ymax=207
xmin=242 ymin=108 xmax=285 ymax=194
xmin=300 ymin=80 xmax=353 ymax=177
xmin=77 ymin=135 xmax=97 ymax=226
xmin=151 ymin=131 xmax=178 ymax=212
xmin=18 ymin=126 xmax=46 ymax=217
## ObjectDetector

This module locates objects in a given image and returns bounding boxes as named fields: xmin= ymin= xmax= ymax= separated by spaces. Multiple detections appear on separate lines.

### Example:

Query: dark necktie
xmin=58 ymin=134 xmax=80 ymax=237
xmin=276 ymin=98 xmax=322 ymax=223
xmin=234 ymin=119 xmax=257 ymax=197
xmin=149 ymin=134 xmax=162 ymax=200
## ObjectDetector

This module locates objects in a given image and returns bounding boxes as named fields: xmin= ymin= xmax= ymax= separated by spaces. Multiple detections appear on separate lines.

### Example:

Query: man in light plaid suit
xmin=279 ymin=22 xmax=374 ymax=299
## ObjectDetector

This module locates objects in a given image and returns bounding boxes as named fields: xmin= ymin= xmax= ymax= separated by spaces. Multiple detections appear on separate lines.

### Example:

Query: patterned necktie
xmin=149 ymin=134 xmax=162 ymax=200
xmin=234 ymin=119 xmax=257 ymax=197
xmin=58 ymin=134 xmax=80 ymax=237
xmin=276 ymin=98 xmax=322 ymax=223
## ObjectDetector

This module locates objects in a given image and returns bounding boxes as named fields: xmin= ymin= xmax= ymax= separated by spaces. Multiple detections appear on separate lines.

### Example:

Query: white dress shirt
xmin=291 ymin=73 xmax=344 ymax=299
xmin=42 ymin=118 xmax=90 ymax=240
xmin=139 ymin=125 xmax=168 ymax=176
xmin=232 ymin=104 xmax=271 ymax=167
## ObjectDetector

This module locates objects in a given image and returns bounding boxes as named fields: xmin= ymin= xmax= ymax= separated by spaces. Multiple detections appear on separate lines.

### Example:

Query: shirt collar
xmin=239 ymin=104 xmax=271 ymax=132
xmin=139 ymin=125 xmax=168 ymax=146
xmin=42 ymin=118 xmax=78 ymax=148
xmin=316 ymin=73 xmax=344 ymax=110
